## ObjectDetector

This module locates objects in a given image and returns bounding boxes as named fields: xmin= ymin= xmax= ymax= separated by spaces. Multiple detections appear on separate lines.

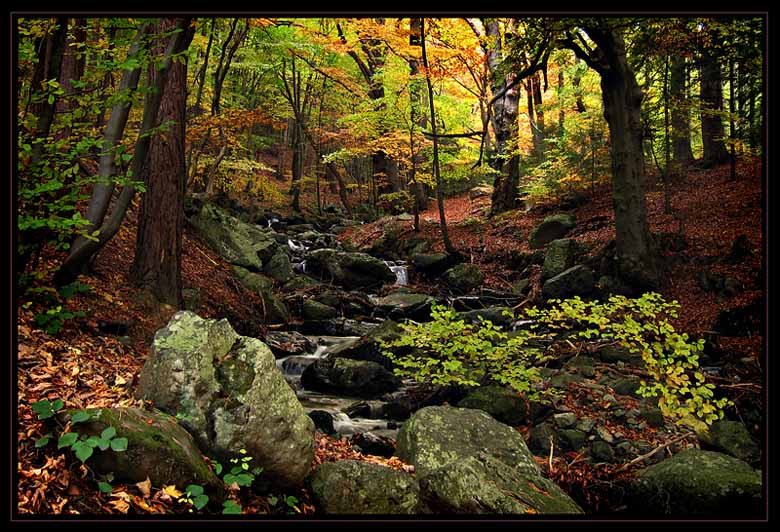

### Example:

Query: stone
xmin=189 ymin=202 xmax=279 ymax=271
xmin=301 ymin=357 xmax=401 ymax=398
xmin=529 ymin=214 xmax=576 ymax=249
xmin=456 ymin=385 xmax=528 ymax=426
xmin=263 ymin=331 xmax=315 ymax=359
xmin=411 ymin=253 xmax=453 ymax=275
xmin=419 ymin=453 xmax=583 ymax=514
xmin=640 ymin=404 xmax=665 ymax=428
xmin=528 ymin=422 xmax=561 ymax=455
xmin=351 ymin=432 xmax=396 ymax=458
xmin=58 ymin=408 xmax=224 ymax=504
xmin=441 ymin=264 xmax=484 ymax=293
xmin=136 ymin=311 xmax=314 ymax=489
xmin=457 ymin=307 xmax=514 ymax=328
xmin=308 ymin=410 xmax=336 ymax=435
xmin=263 ymin=250 xmax=294 ymax=283
xmin=232 ymin=266 xmax=290 ymax=323
xmin=541 ymin=265 xmax=595 ymax=300
xmin=326 ymin=319 xmax=403 ymax=368
xmin=542 ymin=239 xmax=577 ymax=280
xmin=553 ymin=412 xmax=577 ymax=429
xmin=612 ymin=377 xmax=641 ymax=396
xmin=698 ymin=420 xmax=760 ymax=465
xmin=512 ymin=278 xmax=530 ymax=295
xmin=558 ymin=429 xmax=587 ymax=452
xmin=373 ymin=292 xmax=434 ymax=321
xmin=302 ymin=299 xmax=339 ymax=321
xmin=306 ymin=249 xmax=395 ymax=289
xmin=575 ymin=417 xmax=596 ymax=433
xmin=468 ymin=184 xmax=494 ymax=200
xmin=629 ymin=449 xmax=762 ymax=516
xmin=595 ymin=425 xmax=615 ymax=444
xmin=310 ymin=460 xmax=420 ymax=514
xmin=590 ymin=441 xmax=615 ymax=463
xmin=182 ymin=287 xmax=201 ymax=312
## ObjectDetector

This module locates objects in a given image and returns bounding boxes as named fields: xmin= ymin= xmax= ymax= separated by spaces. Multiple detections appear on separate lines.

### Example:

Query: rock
xmin=298 ymin=318 xmax=380 ymax=338
xmin=263 ymin=250 xmax=294 ymax=283
xmin=541 ymin=239 xmax=577 ymax=280
xmin=373 ymin=291 xmax=433 ymax=321
xmin=575 ymin=417 xmax=596 ymax=433
xmin=419 ymin=453 xmax=582 ymax=514
xmin=232 ymin=266 xmax=290 ymax=323
xmin=351 ymin=432 xmax=396 ymax=458
xmin=529 ymin=214 xmax=576 ymax=249
xmin=457 ymin=307 xmax=514 ymax=328
xmin=468 ymin=184 xmax=494 ymax=200
xmin=714 ymin=299 xmax=762 ymax=336
xmin=541 ymin=265 xmax=594 ymax=300
xmin=629 ymin=449 xmax=762 ymax=516
xmin=590 ymin=441 xmax=615 ymax=463
xmin=595 ymin=425 xmax=615 ymax=444
xmin=698 ymin=420 xmax=760 ymax=465
xmin=456 ymin=385 xmax=528 ymax=426
xmin=182 ymin=287 xmax=201 ymax=312
xmin=612 ymin=377 xmax=641 ymax=396
xmin=728 ymin=234 xmax=753 ymax=263
xmin=301 ymin=357 xmax=401 ymax=398
xmin=558 ymin=429 xmax=587 ymax=452
xmin=310 ymin=460 xmax=420 ymax=514
xmin=282 ymin=275 xmax=320 ymax=291
xmin=512 ymin=278 xmax=530 ymax=295
xmin=264 ymin=331 xmax=315 ymax=359
xmin=306 ymin=249 xmax=395 ymax=289
xmin=639 ymin=404 xmax=665 ymax=428
xmin=441 ymin=264 xmax=484 ymax=293
xmin=189 ymin=202 xmax=279 ymax=271
xmin=326 ymin=319 xmax=403 ymax=368
xmin=136 ymin=311 xmax=314 ymax=489
xmin=302 ymin=299 xmax=339 ymax=321
xmin=396 ymin=406 xmax=540 ymax=479
xmin=528 ymin=422 xmax=561 ymax=455
xmin=58 ymin=408 xmax=224 ymax=504
xmin=308 ymin=410 xmax=336 ymax=435
xmin=597 ymin=345 xmax=642 ymax=366
xmin=553 ymin=412 xmax=577 ymax=429
xmin=343 ymin=401 xmax=383 ymax=419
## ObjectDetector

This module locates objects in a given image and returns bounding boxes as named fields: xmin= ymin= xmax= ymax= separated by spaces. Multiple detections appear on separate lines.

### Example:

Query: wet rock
xmin=306 ymin=249 xmax=395 ymax=289
xmin=456 ymin=385 xmax=528 ymax=426
xmin=302 ymin=299 xmax=339 ymax=321
xmin=441 ymin=264 xmax=484 ymax=293
xmin=351 ymin=432 xmax=396 ymax=458
xmin=530 ymin=214 xmax=576 ymax=249
xmin=698 ymin=420 xmax=760 ymax=466
xmin=136 ymin=311 xmax=314 ymax=489
xmin=264 ymin=331 xmax=315 ymax=359
xmin=308 ymin=410 xmax=336 ymax=435
xmin=301 ymin=357 xmax=401 ymax=398
xmin=310 ymin=460 xmax=420 ymax=514
xmin=629 ymin=449 xmax=762 ymax=516
xmin=541 ymin=265 xmax=594 ymax=300
xmin=373 ymin=291 xmax=434 ymax=321
xmin=326 ymin=319 xmax=403 ymax=368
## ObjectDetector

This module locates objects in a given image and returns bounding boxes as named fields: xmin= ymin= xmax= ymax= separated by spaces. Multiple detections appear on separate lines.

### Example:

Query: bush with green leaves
xmin=380 ymin=302 xmax=549 ymax=401
xmin=22 ymin=281 xmax=90 ymax=334
xmin=377 ymin=190 xmax=414 ymax=215
xmin=523 ymin=293 xmax=733 ymax=432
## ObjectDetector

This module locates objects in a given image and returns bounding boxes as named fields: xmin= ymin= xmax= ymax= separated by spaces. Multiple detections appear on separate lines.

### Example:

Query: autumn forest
xmin=15 ymin=15 xmax=765 ymax=519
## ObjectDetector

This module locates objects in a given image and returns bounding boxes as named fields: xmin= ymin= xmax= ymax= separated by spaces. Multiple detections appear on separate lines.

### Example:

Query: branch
xmin=558 ymin=32 xmax=606 ymax=75
xmin=422 ymin=130 xmax=484 ymax=139
xmin=487 ymin=41 xmax=551 ymax=108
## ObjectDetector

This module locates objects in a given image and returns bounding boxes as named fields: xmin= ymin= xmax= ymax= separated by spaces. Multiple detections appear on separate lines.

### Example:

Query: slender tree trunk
xmin=130 ymin=18 xmax=194 ymax=307
xmin=531 ymin=71 xmax=546 ymax=160
xmin=55 ymin=18 xmax=86 ymax=141
xmin=729 ymin=58 xmax=737 ymax=180
xmin=662 ymin=55 xmax=672 ymax=214
xmin=421 ymin=18 xmax=456 ymax=255
xmin=193 ymin=18 xmax=215 ymax=116
xmin=407 ymin=51 xmax=430 ymax=214
xmin=557 ymin=68 xmax=565 ymax=137
xmin=573 ymin=55 xmax=587 ymax=113
xmin=700 ymin=45 xmax=729 ymax=167
xmin=55 ymin=18 xmax=193 ymax=287
xmin=670 ymin=55 xmax=694 ymax=168
xmin=291 ymin=122 xmax=303 ymax=212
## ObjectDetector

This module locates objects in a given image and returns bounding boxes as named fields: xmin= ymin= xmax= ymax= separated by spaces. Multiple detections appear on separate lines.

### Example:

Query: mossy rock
xmin=263 ymin=250 xmax=294 ymax=283
xmin=302 ymin=299 xmax=339 ymax=321
xmin=58 ymin=408 xmax=224 ymax=505
xmin=232 ymin=266 xmax=289 ymax=324
xmin=310 ymin=460 xmax=420 ymax=514
xmin=698 ymin=420 xmax=760 ymax=466
xmin=442 ymin=264 xmax=484 ymax=293
xmin=301 ymin=357 xmax=401 ymax=398
xmin=630 ymin=449 xmax=762 ymax=516
xmin=541 ymin=238 xmax=577 ymax=280
xmin=456 ymin=385 xmax=527 ymax=426
xmin=306 ymin=249 xmax=395 ymax=289
xmin=529 ymin=214 xmax=576 ymax=249
xmin=541 ymin=265 xmax=594 ymax=300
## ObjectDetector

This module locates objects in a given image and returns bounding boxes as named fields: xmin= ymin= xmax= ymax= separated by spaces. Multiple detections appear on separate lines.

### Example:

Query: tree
xmin=130 ymin=18 xmax=196 ymax=306
xmin=670 ymin=55 xmax=694 ymax=167
xmin=561 ymin=21 xmax=659 ymax=290
xmin=55 ymin=18 xmax=194 ymax=287
xmin=698 ymin=24 xmax=729 ymax=167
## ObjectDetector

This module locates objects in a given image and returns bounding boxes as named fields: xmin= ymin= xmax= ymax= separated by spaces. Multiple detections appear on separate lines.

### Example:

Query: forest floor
xmin=16 ymin=156 xmax=764 ymax=515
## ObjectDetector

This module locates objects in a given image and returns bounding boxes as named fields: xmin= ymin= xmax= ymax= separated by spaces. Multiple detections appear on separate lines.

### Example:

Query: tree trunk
xmin=670 ymin=55 xmax=694 ymax=167
xmin=55 ymin=18 xmax=86 ymax=141
xmin=486 ymin=19 xmax=521 ymax=215
xmin=192 ymin=18 xmax=215 ymax=116
xmin=291 ymin=122 xmax=303 ymax=212
xmin=573 ymin=55 xmax=587 ymax=113
xmin=55 ymin=18 xmax=194 ymax=287
xmin=129 ymin=18 xmax=193 ymax=307
xmin=729 ymin=58 xmax=737 ymax=180
xmin=407 ymin=52 xmax=430 ymax=214
xmin=700 ymin=45 xmax=729 ymax=167
xmin=530 ymin=71 xmax=546 ymax=160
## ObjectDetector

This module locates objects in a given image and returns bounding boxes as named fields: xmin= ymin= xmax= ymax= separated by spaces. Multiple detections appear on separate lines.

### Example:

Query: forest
xmin=15 ymin=15 xmax=765 ymax=519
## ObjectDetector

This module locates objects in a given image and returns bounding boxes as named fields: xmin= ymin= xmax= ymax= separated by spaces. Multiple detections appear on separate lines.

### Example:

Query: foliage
xmin=381 ymin=302 xmax=549 ymax=400
xmin=377 ymin=190 xmax=414 ymax=215
xmin=22 ymin=281 xmax=90 ymax=334
xmin=523 ymin=293 xmax=733 ymax=432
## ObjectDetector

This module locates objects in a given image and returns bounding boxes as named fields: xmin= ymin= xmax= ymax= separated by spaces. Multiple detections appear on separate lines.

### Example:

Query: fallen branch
xmin=614 ymin=432 xmax=691 ymax=474
xmin=195 ymin=245 xmax=218 ymax=266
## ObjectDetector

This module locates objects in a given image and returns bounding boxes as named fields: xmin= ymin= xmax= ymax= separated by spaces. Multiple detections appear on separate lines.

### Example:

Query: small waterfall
xmin=385 ymin=261 xmax=409 ymax=286
xmin=267 ymin=217 xmax=280 ymax=229
xmin=287 ymin=239 xmax=307 ymax=253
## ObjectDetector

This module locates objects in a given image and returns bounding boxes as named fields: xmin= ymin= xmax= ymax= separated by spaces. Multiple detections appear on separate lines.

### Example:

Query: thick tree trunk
xmin=487 ymin=19 xmax=521 ymax=215
xmin=700 ymin=46 xmax=729 ymax=167
xmin=130 ymin=18 xmax=192 ymax=307
xmin=407 ymin=53 xmax=430 ymax=213
xmin=55 ymin=18 xmax=86 ymax=141
xmin=670 ymin=55 xmax=694 ymax=168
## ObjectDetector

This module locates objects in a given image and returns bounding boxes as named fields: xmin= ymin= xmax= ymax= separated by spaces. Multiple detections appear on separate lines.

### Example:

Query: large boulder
xmin=412 ymin=252 xmax=455 ymax=276
xmin=136 ymin=311 xmax=315 ymax=489
xmin=301 ymin=357 xmax=401 ymax=398
xmin=456 ymin=385 xmax=528 ymax=426
xmin=442 ymin=264 xmax=484 ymax=293
xmin=326 ymin=319 xmax=403 ymax=368
xmin=232 ymin=266 xmax=290 ymax=323
xmin=263 ymin=250 xmax=294 ymax=283
xmin=541 ymin=265 xmax=595 ymax=300
xmin=420 ymin=453 xmax=582 ymax=514
xmin=541 ymin=238 xmax=577 ymax=280
xmin=58 ymin=407 xmax=224 ymax=504
xmin=530 ymin=214 xmax=576 ymax=249
xmin=629 ymin=448 xmax=762 ymax=516
xmin=302 ymin=299 xmax=339 ymax=321
xmin=310 ymin=461 xmax=420 ymax=514
xmin=397 ymin=406 xmax=582 ymax=514
xmin=263 ymin=330 xmax=315 ymax=359
xmin=698 ymin=420 xmax=761 ymax=466
xmin=373 ymin=291 xmax=434 ymax=321
xmin=189 ymin=202 xmax=280 ymax=271
xmin=306 ymin=249 xmax=395 ymax=289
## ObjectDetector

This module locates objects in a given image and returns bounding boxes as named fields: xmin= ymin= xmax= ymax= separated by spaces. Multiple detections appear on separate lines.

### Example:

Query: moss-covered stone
xmin=529 ymin=214 xmax=576 ymax=249
xmin=541 ymin=265 xmax=594 ymax=300
xmin=442 ymin=263 xmax=484 ymax=293
xmin=456 ymin=385 xmax=527 ymax=426
xmin=310 ymin=460 xmax=420 ymax=514
xmin=301 ymin=357 xmax=400 ymax=398
xmin=630 ymin=448 xmax=762 ymax=516
xmin=327 ymin=319 xmax=402 ymax=368
xmin=263 ymin=250 xmax=294 ymax=283
xmin=542 ymin=238 xmax=577 ymax=280
xmin=420 ymin=453 xmax=583 ymax=514
xmin=232 ymin=266 xmax=289 ymax=324
xmin=698 ymin=420 xmax=760 ymax=465
xmin=302 ymin=299 xmax=339 ymax=321
xmin=59 ymin=408 xmax=224 ymax=504
xmin=306 ymin=249 xmax=395 ymax=289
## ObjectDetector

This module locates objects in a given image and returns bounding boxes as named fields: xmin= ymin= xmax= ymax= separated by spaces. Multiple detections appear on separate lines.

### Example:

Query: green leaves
xmin=57 ymin=432 xmax=78 ymax=449
xmin=110 ymin=437 xmax=129 ymax=452
xmin=222 ymin=500 xmax=242 ymax=514
xmin=71 ymin=410 xmax=92 ymax=424
xmin=31 ymin=399 xmax=64 ymax=419
xmin=185 ymin=484 xmax=209 ymax=510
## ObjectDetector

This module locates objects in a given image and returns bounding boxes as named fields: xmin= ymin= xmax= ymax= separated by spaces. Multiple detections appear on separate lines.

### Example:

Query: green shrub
xmin=377 ymin=190 xmax=414 ymax=215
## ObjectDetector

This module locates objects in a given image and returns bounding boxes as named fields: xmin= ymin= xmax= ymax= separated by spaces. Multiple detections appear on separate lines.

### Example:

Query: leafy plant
xmin=222 ymin=500 xmax=243 ymax=514
xmin=183 ymin=484 xmax=209 ymax=511
xmin=380 ymin=302 xmax=549 ymax=401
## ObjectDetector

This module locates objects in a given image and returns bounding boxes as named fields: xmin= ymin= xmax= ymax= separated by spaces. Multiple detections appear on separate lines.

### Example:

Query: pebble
xmin=595 ymin=425 xmax=615 ymax=444
xmin=553 ymin=412 xmax=577 ymax=428
xmin=575 ymin=417 xmax=597 ymax=433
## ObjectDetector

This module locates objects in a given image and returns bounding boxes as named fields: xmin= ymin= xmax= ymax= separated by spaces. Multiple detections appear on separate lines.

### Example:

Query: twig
xmin=548 ymin=435 xmax=555 ymax=473
xmin=195 ymin=245 xmax=218 ymax=266
xmin=614 ymin=432 xmax=691 ymax=474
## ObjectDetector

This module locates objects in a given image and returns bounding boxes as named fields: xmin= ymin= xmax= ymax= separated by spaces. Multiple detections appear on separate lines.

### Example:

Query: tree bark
xmin=700 ymin=44 xmax=729 ymax=167
xmin=130 ymin=18 xmax=194 ymax=307
xmin=530 ymin=71 xmax=546 ymax=160
xmin=55 ymin=18 xmax=86 ymax=141
xmin=192 ymin=18 xmax=215 ymax=116
xmin=55 ymin=18 xmax=194 ymax=287
xmin=670 ymin=55 xmax=694 ymax=167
